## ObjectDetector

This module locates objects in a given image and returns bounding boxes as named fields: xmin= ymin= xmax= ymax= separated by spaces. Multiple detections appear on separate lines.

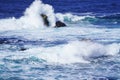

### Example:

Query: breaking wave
xmin=0 ymin=0 xmax=56 ymax=31
xmin=24 ymin=41 xmax=120 ymax=64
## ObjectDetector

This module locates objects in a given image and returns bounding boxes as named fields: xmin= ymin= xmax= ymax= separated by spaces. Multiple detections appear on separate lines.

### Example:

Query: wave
xmin=0 ymin=0 xmax=88 ymax=31
xmin=0 ymin=39 xmax=120 ymax=64
xmin=24 ymin=40 xmax=120 ymax=64
xmin=0 ymin=0 xmax=120 ymax=64
xmin=98 ymin=13 xmax=120 ymax=19
xmin=0 ymin=0 xmax=120 ymax=31
xmin=0 ymin=0 xmax=56 ymax=31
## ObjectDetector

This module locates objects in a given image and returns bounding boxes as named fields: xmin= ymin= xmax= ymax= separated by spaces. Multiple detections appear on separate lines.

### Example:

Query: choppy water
xmin=0 ymin=0 xmax=120 ymax=80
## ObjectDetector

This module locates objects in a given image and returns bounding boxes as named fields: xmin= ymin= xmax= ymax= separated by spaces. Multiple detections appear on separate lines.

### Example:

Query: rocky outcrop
xmin=55 ymin=21 xmax=66 ymax=28
xmin=41 ymin=14 xmax=66 ymax=27
xmin=41 ymin=14 xmax=49 ymax=26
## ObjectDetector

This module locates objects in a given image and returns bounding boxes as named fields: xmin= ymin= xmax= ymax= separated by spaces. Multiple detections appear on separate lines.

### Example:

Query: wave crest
xmin=25 ymin=41 xmax=120 ymax=64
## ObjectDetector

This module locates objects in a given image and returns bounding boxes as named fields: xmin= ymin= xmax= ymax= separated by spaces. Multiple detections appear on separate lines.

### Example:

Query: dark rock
xmin=41 ymin=14 xmax=49 ymax=26
xmin=40 ymin=14 xmax=66 ymax=27
xmin=19 ymin=47 xmax=27 ymax=51
xmin=55 ymin=21 xmax=66 ymax=27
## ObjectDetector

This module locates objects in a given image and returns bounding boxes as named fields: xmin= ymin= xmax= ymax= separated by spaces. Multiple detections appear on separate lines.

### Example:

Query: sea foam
xmin=25 ymin=41 xmax=120 ymax=64
xmin=0 ymin=0 xmax=56 ymax=31
xmin=0 ymin=0 xmax=120 ymax=64
xmin=0 ymin=0 xmax=95 ymax=31
xmin=20 ymin=0 xmax=56 ymax=28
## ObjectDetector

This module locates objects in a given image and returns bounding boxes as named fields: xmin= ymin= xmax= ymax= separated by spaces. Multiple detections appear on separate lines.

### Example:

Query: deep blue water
xmin=0 ymin=0 xmax=120 ymax=18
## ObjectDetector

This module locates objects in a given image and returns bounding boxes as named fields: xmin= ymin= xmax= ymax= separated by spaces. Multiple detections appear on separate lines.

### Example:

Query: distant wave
xmin=98 ymin=13 xmax=120 ymax=19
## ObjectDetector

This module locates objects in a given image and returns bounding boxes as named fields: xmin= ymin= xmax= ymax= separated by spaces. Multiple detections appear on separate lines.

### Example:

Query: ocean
xmin=0 ymin=0 xmax=120 ymax=80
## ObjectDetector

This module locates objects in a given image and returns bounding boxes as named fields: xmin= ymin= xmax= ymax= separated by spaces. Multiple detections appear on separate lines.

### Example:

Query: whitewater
xmin=0 ymin=0 xmax=120 ymax=80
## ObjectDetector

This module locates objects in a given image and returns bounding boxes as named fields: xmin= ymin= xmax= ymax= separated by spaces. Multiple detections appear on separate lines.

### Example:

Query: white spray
xmin=0 ymin=0 xmax=57 ymax=31
xmin=20 ymin=0 xmax=56 ymax=28
xmin=25 ymin=41 xmax=120 ymax=64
